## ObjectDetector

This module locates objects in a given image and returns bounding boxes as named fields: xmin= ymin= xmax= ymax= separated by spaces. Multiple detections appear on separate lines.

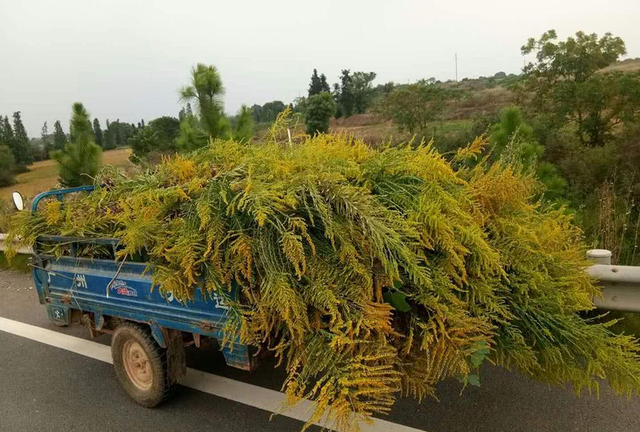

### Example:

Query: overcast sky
xmin=1 ymin=0 xmax=639 ymax=136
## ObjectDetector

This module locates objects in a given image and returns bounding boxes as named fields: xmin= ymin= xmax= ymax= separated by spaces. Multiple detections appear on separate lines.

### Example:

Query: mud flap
xmin=150 ymin=325 xmax=186 ymax=385
xmin=46 ymin=304 xmax=70 ymax=326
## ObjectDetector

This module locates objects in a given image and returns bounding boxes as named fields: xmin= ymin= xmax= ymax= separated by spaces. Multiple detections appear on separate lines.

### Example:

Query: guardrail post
xmin=586 ymin=249 xmax=640 ymax=312
xmin=587 ymin=249 xmax=613 ymax=265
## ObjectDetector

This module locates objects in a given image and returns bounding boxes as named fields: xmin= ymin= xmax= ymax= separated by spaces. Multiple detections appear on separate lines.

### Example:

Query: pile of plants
xmin=6 ymin=130 xmax=640 ymax=431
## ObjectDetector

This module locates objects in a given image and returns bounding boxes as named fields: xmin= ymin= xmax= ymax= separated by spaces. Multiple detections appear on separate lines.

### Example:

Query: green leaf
xmin=469 ymin=340 xmax=490 ymax=367
xmin=470 ymin=352 xmax=485 ymax=367
xmin=383 ymin=290 xmax=411 ymax=313
xmin=467 ymin=374 xmax=481 ymax=387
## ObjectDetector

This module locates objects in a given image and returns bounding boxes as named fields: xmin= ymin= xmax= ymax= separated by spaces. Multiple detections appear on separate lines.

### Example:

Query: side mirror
xmin=12 ymin=191 xmax=24 ymax=211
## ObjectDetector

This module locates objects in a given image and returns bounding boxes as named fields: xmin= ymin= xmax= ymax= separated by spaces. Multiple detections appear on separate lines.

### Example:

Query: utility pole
xmin=455 ymin=53 xmax=458 ymax=81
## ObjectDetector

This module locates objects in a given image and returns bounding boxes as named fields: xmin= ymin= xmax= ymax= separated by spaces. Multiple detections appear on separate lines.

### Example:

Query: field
xmin=0 ymin=148 xmax=132 ymax=201
xmin=255 ymin=113 xmax=475 ymax=148
xmin=602 ymin=58 xmax=640 ymax=73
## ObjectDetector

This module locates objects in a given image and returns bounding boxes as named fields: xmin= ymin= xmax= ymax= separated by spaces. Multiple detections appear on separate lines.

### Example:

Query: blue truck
xmin=19 ymin=186 xmax=254 ymax=407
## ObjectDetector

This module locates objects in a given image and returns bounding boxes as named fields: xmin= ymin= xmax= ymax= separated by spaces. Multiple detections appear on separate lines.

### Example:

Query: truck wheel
xmin=111 ymin=322 xmax=176 ymax=407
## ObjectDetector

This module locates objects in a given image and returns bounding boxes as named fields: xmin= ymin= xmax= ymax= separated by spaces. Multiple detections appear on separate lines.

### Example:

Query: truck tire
xmin=111 ymin=322 xmax=176 ymax=407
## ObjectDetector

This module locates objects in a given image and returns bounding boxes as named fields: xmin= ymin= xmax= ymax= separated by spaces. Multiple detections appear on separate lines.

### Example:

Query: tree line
xmin=373 ymin=30 xmax=640 ymax=265
xmin=0 ymin=109 xmax=140 ymax=186
xmin=266 ymin=30 xmax=640 ymax=264
xmin=4 ymin=31 xmax=640 ymax=265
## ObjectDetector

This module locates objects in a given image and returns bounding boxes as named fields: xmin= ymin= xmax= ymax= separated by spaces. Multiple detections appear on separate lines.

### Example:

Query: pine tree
xmin=115 ymin=119 xmax=123 ymax=146
xmin=178 ymin=64 xmax=227 ymax=145
xmin=232 ymin=105 xmax=254 ymax=142
xmin=41 ymin=121 xmax=52 ymax=158
xmin=339 ymin=70 xmax=355 ymax=117
xmin=93 ymin=118 xmax=103 ymax=147
xmin=104 ymin=119 xmax=116 ymax=150
xmin=52 ymin=103 xmax=102 ymax=186
xmin=0 ymin=144 xmax=16 ymax=186
xmin=308 ymin=69 xmax=324 ymax=97
xmin=319 ymin=73 xmax=330 ymax=93
xmin=0 ymin=116 xmax=6 ymax=144
xmin=1 ymin=116 xmax=13 ymax=146
xmin=53 ymin=120 xmax=67 ymax=151
xmin=11 ymin=111 xmax=34 ymax=167
xmin=332 ymin=83 xmax=343 ymax=118
xmin=305 ymin=92 xmax=336 ymax=134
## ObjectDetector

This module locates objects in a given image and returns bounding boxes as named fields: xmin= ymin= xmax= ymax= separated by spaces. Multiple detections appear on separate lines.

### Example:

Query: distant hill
xmin=602 ymin=58 xmax=640 ymax=73
xmin=256 ymin=59 xmax=640 ymax=146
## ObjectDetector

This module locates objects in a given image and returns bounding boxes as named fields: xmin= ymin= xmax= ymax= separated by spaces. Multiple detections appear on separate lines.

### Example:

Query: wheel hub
xmin=122 ymin=339 xmax=153 ymax=391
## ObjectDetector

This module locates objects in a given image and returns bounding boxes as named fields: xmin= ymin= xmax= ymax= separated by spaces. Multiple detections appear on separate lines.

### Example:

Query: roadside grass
xmin=607 ymin=311 xmax=640 ymax=339
xmin=0 ymin=148 xmax=132 ymax=201
xmin=0 ymin=200 xmax=11 ymax=232
xmin=0 ymin=252 xmax=30 ymax=273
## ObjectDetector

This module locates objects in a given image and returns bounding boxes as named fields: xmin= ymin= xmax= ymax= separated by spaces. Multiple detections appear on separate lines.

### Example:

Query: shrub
xmin=304 ymin=92 xmax=336 ymax=135
xmin=0 ymin=144 xmax=16 ymax=187
xmin=52 ymin=103 xmax=102 ymax=187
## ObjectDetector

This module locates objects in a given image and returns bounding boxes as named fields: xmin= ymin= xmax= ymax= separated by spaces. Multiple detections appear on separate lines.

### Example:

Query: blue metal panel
xmin=30 ymin=186 xmax=254 ymax=370
xmin=32 ymin=248 xmax=250 ymax=369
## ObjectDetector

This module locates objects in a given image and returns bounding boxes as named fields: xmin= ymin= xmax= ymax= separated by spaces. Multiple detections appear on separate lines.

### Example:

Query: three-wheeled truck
xmin=14 ymin=186 xmax=254 ymax=407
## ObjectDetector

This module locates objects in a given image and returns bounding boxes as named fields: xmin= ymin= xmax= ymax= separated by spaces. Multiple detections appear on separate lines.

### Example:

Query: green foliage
xmin=8 ymin=111 xmax=34 ymax=168
xmin=0 ymin=116 xmax=11 ymax=145
xmin=52 ymin=103 xmax=102 ymax=187
xmin=350 ymin=71 xmax=377 ymax=114
xmin=377 ymin=82 xmax=450 ymax=134
xmin=490 ymin=107 xmax=566 ymax=203
xmin=232 ymin=105 xmax=254 ymax=142
xmin=9 ymin=133 xmax=640 ymax=431
xmin=93 ymin=118 xmax=103 ymax=147
xmin=304 ymin=92 xmax=336 ymax=135
xmin=0 ymin=116 xmax=19 ymax=180
xmin=102 ymin=119 xmax=135 ymax=149
xmin=522 ymin=30 xmax=625 ymax=82
xmin=52 ymin=120 xmax=67 ymax=152
xmin=250 ymin=100 xmax=287 ymax=123
xmin=0 ymin=144 xmax=16 ymax=186
xmin=333 ymin=70 xmax=377 ymax=117
xmin=129 ymin=127 xmax=162 ymax=158
xmin=104 ymin=119 xmax=116 ymax=150
xmin=337 ymin=69 xmax=354 ymax=117
xmin=519 ymin=30 xmax=640 ymax=146
xmin=176 ymin=113 xmax=208 ymax=153
xmin=490 ymin=107 xmax=533 ymax=150
xmin=41 ymin=121 xmax=52 ymax=158
xmin=179 ymin=63 xmax=227 ymax=144
xmin=131 ymin=116 xmax=181 ymax=159
xmin=308 ymin=69 xmax=330 ymax=97
xmin=149 ymin=116 xmax=180 ymax=144
xmin=0 ymin=252 xmax=30 ymax=273
xmin=490 ymin=107 xmax=540 ymax=164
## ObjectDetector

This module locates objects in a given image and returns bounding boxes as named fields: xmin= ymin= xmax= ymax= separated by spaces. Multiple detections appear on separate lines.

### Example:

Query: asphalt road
xmin=2 ymin=269 xmax=640 ymax=432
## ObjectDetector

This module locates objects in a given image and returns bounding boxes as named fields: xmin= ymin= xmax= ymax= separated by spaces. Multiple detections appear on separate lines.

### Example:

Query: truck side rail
xmin=31 ymin=185 xmax=95 ymax=213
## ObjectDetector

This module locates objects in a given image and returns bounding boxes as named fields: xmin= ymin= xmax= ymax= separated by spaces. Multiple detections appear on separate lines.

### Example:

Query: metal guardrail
xmin=2 ymin=235 xmax=639 ymax=312
xmin=586 ymin=249 xmax=640 ymax=312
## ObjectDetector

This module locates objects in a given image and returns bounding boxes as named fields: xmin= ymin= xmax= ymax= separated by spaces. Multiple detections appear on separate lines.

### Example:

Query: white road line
xmin=0 ymin=317 xmax=423 ymax=432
